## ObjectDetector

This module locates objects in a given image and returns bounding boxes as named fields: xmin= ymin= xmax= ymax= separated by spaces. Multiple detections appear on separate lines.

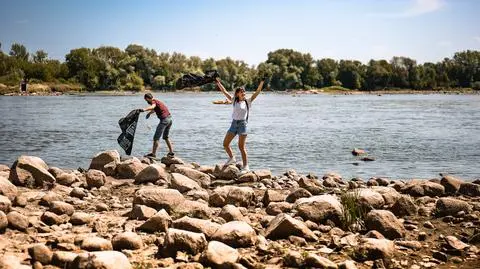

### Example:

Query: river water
xmin=0 ymin=93 xmax=479 ymax=180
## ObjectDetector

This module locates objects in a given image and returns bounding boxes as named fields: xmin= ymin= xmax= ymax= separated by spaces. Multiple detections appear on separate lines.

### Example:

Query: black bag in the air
xmin=117 ymin=109 xmax=142 ymax=155
xmin=175 ymin=70 xmax=219 ymax=89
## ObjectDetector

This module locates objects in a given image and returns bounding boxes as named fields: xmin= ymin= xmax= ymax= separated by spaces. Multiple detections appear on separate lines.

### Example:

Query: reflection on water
xmin=0 ymin=93 xmax=479 ymax=180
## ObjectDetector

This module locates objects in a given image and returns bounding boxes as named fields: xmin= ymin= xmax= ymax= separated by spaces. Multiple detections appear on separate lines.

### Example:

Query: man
xmin=142 ymin=93 xmax=175 ymax=158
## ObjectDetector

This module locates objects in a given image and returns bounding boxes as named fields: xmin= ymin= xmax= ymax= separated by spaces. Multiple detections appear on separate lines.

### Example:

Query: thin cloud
xmin=369 ymin=0 xmax=445 ymax=18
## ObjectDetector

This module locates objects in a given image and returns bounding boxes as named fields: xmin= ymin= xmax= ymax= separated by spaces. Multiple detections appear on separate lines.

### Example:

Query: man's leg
xmin=152 ymin=140 xmax=159 ymax=156
xmin=162 ymin=118 xmax=174 ymax=155
xmin=152 ymin=121 xmax=166 ymax=156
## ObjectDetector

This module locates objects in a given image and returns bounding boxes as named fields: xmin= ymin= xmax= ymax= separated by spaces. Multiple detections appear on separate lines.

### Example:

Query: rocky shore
xmin=0 ymin=151 xmax=479 ymax=269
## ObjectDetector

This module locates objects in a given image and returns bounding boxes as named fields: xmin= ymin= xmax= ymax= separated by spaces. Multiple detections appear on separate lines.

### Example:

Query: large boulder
xmin=134 ymin=164 xmax=169 ymax=184
xmin=440 ymin=175 xmax=463 ymax=194
xmin=265 ymin=213 xmax=318 ymax=241
xmin=133 ymin=187 xmax=185 ymax=212
xmin=7 ymin=211 xmax=29 ymax=231
xmin=295 ymin=195 xmax=343 ymax=225
xmin=138 ymin=209 xmax=172 ymax=233
xmin=0 ymin=176 xmax=17 ymax=201
xmin=209 ymin=186 xmax=255 ymax=207
xmin=56 ymin=172 xmax=79 ymax=186
xmin=160 ymin=228 xmax=207 ymax=256
xmin=354 ymin=238 xmax=395 ymax=261
xmin=116 ymin=158 xmax=147 ymax=179
xmin=213 ymin=164 xmax=239 ymax=180
xmin=28 ymin=244 xmax=53 ymax=265
xmin=172 ymin=165 xmax=211 ymax=188
xmin=49 ymin=201 xmax=75 ymax=216
xmin=298 ymin=177 xmax=324 ymax=195
xmin=112 ymin=232 xmax=143 ymax=250
xmin=9 ymin=155 xmax=55 ymax=187
xmin=86 ymin=169 xmax=106 ymax=189
xmin=219 ymin=204 xmax=248 ymax=222
xmin=262 ymin=189 xmax=286 ymax=206
xmin=173 ymin=216 xmax=221 ymax=239
xmin=212 ymin=221 xmax=257 ymax=248
xmin=129 ymin=204 xmax=157 ymax=220
xmin=370 ymin=186 xmax=401 ymax=206
xmin=349 ymin=189 xmax=385 ymax=210
xmin=402 ymin=180 xmax=445 ymax=197
xmin=435 ymin=197 xmax=472 ymax=217
xmin=70 ymin=251 xmax=131 ymax=269
xmin=390 ymin=195 xmax=417 ymax=217
xmin=89 ymin=150 xmax=120 ymax=172
xmin=203 ymin=241 xmax=240 ymax=267
xmin=365 ymin=210 xmax=405 ymax=239
xmin=170 ymin=200 xmax=213 ymax=219
xmin=170 ymin=173 xmax=202 ymax=193
xmin=458 ymin=182 xmax=480 ymax=197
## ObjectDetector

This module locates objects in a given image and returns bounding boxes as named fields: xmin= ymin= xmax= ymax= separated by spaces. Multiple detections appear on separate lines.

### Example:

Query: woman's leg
xmin=223 ymin=132 xmax=236 ymax=158
xmin=238 ymin=134 xmax=248 ymax=168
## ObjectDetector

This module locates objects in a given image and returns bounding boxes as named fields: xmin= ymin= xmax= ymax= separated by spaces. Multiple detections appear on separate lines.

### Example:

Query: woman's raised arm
xmin=215 ymin=78 xmax=232 ymax=101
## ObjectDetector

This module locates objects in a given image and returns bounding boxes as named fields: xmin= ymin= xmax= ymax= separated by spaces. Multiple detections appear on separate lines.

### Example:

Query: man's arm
xmin=215 ymin=78 xmax=233 ymax=101
xmin=142 ymin=104 xmax=156 ymax=112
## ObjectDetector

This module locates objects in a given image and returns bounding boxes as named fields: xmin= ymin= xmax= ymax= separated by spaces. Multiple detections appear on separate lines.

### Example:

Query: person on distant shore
xmin=214 ymin=76 xmax=266 ymax=173
xmin=141 ymin=93 xmax=175 ymax=158
xmin=20 ymin=78 xmax=27 ymax=94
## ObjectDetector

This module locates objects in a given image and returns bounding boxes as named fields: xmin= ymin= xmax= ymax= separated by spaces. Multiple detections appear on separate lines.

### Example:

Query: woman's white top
xmin=232 ymin=97 xmax=252 ymax=120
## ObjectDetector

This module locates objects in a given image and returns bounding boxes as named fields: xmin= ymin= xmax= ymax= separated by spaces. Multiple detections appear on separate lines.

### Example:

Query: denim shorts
xmin=227 ymin=120 xmax=247 ymax=136
xmin=154 ymin=116 xmax=172 ymax=141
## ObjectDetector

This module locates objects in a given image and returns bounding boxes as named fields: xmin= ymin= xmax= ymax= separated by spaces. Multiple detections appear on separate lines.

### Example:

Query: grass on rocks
xmin=340 ymin=188 xmax=367 ymax=232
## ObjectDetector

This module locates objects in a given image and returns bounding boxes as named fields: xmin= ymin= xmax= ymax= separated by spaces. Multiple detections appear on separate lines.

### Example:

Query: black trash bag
xmin=175 ymin=70 xmax=219 ymax=89
xmin=117 ymin=109 xmax=142 ymax=155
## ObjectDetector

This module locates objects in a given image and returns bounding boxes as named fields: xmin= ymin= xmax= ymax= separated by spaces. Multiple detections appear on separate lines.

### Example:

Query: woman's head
xmin=234 ymin=87 xmax=246 ymax=102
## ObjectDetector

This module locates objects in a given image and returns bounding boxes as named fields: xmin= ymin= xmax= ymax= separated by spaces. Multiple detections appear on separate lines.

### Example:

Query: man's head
xmin=144 ymin=93 xmax=153 ymax=104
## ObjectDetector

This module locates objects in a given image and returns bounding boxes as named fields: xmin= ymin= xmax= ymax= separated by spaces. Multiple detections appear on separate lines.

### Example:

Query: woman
xmin=214 ymin=76 xmax=266 ymax=173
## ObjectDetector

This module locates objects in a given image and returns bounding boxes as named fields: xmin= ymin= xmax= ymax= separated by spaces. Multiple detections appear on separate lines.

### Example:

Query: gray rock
xmin=70 ymin=187 xmax=87 ymax=199
xmin=219 ymin=204 xmax=247 ymax=222
xmin=0 ymin=211 xmax=7 ymax=231
xmin=262 ymin=189 xmax=286 ymax=206
xmin=170 ymin=173 xmax=202 ymax=193
xmin=86 ymin=169 xmax=106 ymax=189
xmin=365 ymin=210 xmax=405 ymax=239
xmin=129 ymin=204 xmax=157 ymax=220
xmin=402 ymin=180 xmax=445 ymax=197
xmin=203 ymin=240 xmax=239 ymax=267
xmin=70 ymin=251 xmax=131 ymax=269
xmin=116 ymin=158 xmax=147 ymax=179
xmin=266 ymin=201 xmax=292 ymax=215
xmin=212 ymin=221 xmax=257 ymax=248
xmin=112 ymin=232 xmax=143 ymax=250
xmin=80 ymin=236 xmax=113 ymax=251
xmin=295 ymin=195 xmax=343 ymax=225
xmin=70 ymin=212 xmax=93 ymax=225
xmin=354 ymin=238 xmax=395 ymax=261
xmin=160 ymin=228 xmax=207 ymax=256
xmin=435 ymin=197 xmax=472 ymax=217
xmin=7 ymin=211 xmax=29 ymax=231
xmin=89 ymin=150 xmax=120 ymax=172
xmin=138 ymin=209 xmax=172 ymax=233
xmin=0 ymin=195 xmax=11 ymax=213
xmin=50 ymin=201 xmax=75 ymax=216
xmin=304 ymin=253 xmax=337 ymax=269
xmin=56 ymin=173 xmax=78 ymax=186
xmin=41 ymin=211 xmax=68 ymax=226
xmin=0 ymin=176 xmax=18 ymax=201
xmin=265 ymin=213 xmax=318 ymax=241
xmin=173 ymin=216 xmax=221 ymax=239
xmin=51 ymin=251 xmax=78 ymax=268
xmin=134 ymin=164 xmax=169 ymax=184
xmin=28 ymin=244 xmax=53 ymax=265
xmin=458 ymin=182 xmax=480 ymax=197
xmin=172 ymin=165 xmax=211 ymax=188
xmin=133 ymin=187 xmax=185 ymax=211
xmin=8 ymin=155 xmax=55 ymax=187
xmin=209 ymin=186 xmax=255 ymax=207
xmin=441 ymin=175 xmax=463 ymax=194
xmin=391 ymin=195 xmax=417 ymax=217
xmin=286 ymin=188 xmax=312 ymax=203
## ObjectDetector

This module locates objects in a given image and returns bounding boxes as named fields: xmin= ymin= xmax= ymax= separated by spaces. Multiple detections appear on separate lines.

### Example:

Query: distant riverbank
xmin=1 ymin=82 xmax=478 ymax=96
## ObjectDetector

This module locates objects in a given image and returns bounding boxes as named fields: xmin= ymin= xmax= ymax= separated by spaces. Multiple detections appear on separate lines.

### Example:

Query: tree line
xmin=1 ymin=42 xmax=479 ymax=91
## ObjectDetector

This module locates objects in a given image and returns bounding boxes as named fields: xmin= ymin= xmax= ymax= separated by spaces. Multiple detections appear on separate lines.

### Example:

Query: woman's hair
xmin=144 ymin=93 xmax=153 ymax=99
xmin=233 ymin=87 xmax=245 ymax=103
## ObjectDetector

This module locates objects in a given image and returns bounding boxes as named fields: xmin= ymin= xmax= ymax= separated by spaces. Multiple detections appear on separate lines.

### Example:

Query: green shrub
xmin=340 ymin=189 xmax=367 ymax=232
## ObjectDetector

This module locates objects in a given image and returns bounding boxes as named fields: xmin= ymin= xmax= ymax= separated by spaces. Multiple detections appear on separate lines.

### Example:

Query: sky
xmin=0 ymin=0 xmax=479 ymax=66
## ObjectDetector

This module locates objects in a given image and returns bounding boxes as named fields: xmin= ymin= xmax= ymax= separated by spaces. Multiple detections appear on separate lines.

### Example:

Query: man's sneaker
xmin=241 ymin=165 xmax=250 ymax=172
xmin=144 ymin=153 xmax=156 ymax=158
xmin=167 ymin=152 xmax=175 ymax=158
xmin=224 ymin=157 xmax=236 ymax=166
